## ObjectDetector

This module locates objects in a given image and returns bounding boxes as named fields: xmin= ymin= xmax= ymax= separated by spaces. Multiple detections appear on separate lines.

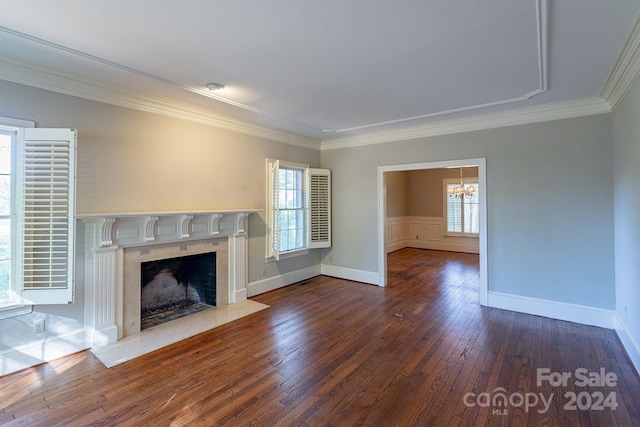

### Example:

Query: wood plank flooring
xmin=1 ymin=248 xmax=639 ymax=426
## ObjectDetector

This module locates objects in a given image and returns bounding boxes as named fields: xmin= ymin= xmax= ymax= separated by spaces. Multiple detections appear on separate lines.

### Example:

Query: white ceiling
xmin=1 ymin=0 xmax=639 ymax=142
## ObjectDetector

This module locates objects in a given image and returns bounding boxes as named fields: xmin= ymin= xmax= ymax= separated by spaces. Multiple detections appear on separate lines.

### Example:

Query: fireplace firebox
xmin=140 ymin=252 xmax=216 ymax=329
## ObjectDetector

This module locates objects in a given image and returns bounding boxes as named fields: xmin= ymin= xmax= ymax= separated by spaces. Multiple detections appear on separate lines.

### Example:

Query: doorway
xmin=377 ymin=158 xmax=488 ymax=305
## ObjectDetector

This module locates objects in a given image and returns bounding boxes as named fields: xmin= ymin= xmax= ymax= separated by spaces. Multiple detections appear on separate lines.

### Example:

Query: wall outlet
xmin=328 ymin=255 xmax=333 ymax=263
xmin=34 ymin=318 xmax=45 ymax=333
xmin=261 ymin=267 xmax=267 ymax=277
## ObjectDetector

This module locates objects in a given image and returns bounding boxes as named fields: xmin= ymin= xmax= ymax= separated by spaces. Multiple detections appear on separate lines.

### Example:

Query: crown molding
xmin=320 ymin=97 xmax=611 ymax=151
xmin=601 ymin=11 xmax=640 ymax=110
xmin=0 ymin=53 xmax=320 ymax=151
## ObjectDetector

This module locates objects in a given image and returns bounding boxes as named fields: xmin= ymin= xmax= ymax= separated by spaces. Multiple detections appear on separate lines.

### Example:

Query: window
xmin=276 ymin=165 xmax=306 ymax=253
xmin=266 ymin=159 xmax=331 ymax=260
xmin=0 ymin=120 xmax=76 ymax=311
xmin=444 ymin=178 xmax=479 ymax=236
xmin=0 ymin=130 xmax=16 ymax=309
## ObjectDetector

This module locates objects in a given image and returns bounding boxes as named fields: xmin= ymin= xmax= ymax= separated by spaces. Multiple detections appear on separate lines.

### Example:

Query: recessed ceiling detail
xmin=331 ymin=0 xmax=549 ymax=134
xmin=0 ymin=0 xmax=638 ymax=141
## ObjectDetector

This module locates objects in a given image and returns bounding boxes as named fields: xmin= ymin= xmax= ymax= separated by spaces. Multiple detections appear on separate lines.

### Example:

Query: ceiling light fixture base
xmin=206 ymin=82 xmax=225 ymax=91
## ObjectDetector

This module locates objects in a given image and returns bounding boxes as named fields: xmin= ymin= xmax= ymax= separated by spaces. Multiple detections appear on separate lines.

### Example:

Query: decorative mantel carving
xmin=79 ymin=209 xmax=260 ymax=348
xmin=79 ymin=210 xmax=261 ymax=248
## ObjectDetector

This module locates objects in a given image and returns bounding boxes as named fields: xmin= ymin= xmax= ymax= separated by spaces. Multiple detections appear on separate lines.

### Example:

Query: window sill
xmin=0 ymin=304 xmax=33 ymax=320
xmin=266 ymin=248 xmax=309 ymax=263
xmin=444 ymin=233 xmax=479 ymax=238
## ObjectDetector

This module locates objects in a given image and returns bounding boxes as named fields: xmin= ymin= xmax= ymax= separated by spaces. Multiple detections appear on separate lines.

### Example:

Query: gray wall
xmin=612 ymin=78 xmax=640 ymax=355
xmin=0 ymin=80 xmax=321 ymax=347
xmin=321 ymin=114 xmax=615 ymax=309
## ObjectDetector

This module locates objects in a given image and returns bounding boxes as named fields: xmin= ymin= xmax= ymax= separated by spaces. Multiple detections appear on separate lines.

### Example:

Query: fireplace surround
xmin=79 ymin=209 xmax=259 ymax=347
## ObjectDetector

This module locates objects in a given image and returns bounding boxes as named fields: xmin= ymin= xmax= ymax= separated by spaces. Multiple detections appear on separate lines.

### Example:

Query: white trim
xmin=487 ymin=291 xmax=616 ymax=329
xmin=385 ymin=216 xmax=408 ymax=253
xmin=377 ymin=158 xmax=488 ymax=306
xmin=0 ymin=328 xmax=89 ymax=377
xmin=0 ymin=53 xmax=320 ymax=150
xmin=247 ymin=265 xmax=321 ymax=297
xmin=0 ymin=118 xmax=32 ymax=315
xmin=320 ymin=265 xmax=379 ymax=285
xmin=322 ymin=97 xmax=611 ymax=150
xmin=0 ymin=48 xmax=613 ymax=154
xmin=601 ymin=10 xmax=640 ymax=110
xmin=615 ymin=313 xmax=640 ymax=376
xmin=0 ymin=116 xmax=34 ymax=130
xmin=0 ymin=304 xmax=32 ymax=319
xmin=266 ymin=249 xmax=310 ymax=263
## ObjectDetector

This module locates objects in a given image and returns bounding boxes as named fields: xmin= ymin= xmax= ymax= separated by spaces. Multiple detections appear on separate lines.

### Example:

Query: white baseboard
xmin=234 ymin=288 xmax=248 ymax=303
xmin=386 ymin=240 xmax=407 ymax=253
xmin=406 ymin=240 xmax=479 ymax=254
xmin=321 ymin=265 xmax=379 ymax=285
xmin=0 ymin=329 xmax=90 ymax=377
xmin=87 ymin=324 xmax=118 ymax=347
xmin=247 ymin=265 xmax=321 ymax=297
xmin=615 ymin=313 xmax=640 ymax=376
xmin=487 ymin=291 xmax=616 ymax=329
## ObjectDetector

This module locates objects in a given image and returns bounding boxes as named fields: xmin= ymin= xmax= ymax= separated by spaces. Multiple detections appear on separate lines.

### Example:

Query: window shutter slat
xmin=270 ymin=160 xmax=280 ymax=260
xmin=308 ymin=168 xmax=331 ymax=249
xmin=18 ymin=128 xmax=76 ymax=305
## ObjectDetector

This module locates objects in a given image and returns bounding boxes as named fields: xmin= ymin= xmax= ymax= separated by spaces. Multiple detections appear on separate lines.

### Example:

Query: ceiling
xmin=1 ymin=0 xmax=639 ymax=144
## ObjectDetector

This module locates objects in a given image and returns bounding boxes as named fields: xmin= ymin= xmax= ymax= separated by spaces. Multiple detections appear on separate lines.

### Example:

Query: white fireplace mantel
xmin=79 ymin=209 xmax=261 ymax=348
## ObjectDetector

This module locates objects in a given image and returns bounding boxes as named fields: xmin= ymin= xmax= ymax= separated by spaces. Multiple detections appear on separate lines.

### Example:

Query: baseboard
xmin=406 ymin=240 xmax=479 ymax=254
xmin=487 ymin=291 xmax=616 ymax=329
xmin=0 ymin=329 xmax=90 ymax=377
xmin=247 ymin=265 xmax=321 ymax=297
xmin=386 ymin=240 xmax=407 ymax=253
xmin=615 ymin=313 xmax=640 ymax=376
xmin=320 ymin=265 xmax=379 ymax=285
xmin=87 ymin=324 xmax=119 ymax=348
xmin=234 ymin=288 xmax=248 ymax=303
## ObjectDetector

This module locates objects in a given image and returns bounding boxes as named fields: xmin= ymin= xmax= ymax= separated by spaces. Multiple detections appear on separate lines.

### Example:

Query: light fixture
xmin=206 ymin=82 xmax=225 ymax=91
xmin=448 ymin=168 xmax=476 ymax=199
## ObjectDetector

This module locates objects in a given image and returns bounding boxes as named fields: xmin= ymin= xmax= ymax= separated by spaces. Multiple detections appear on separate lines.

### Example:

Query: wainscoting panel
xmin=386 ymin=217 xmax=407 ymax=253
xmin=386 ymin=216 xmax=479 ymax=254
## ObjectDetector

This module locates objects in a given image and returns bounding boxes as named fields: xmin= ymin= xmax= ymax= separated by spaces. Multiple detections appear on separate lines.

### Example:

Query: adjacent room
xmin=1 ymin=1 xmax=640 ymax=425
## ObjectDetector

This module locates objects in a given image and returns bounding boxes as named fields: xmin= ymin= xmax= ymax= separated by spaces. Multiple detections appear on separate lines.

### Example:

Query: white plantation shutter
xmin=17 ymin=128 xmax=76 ymax=305
xmin=307 ymin=168 xmax=331 ymax=248
xmin=269 ymin=160 xmax=280 ymax=260
xmin=444 ymin=179 xmax=479 ymax=237
xmin=266 ymin=160 xmax=332 ymax=260
xmin=446 ymin=187 xmax=462 ymax=233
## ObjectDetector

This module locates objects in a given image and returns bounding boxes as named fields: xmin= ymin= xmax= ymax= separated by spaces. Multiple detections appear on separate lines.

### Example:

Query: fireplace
xmin=140 ymin=252 xmax=217 ymax=329
xmin=122 ymin=238 xmax=228 ymax=337
xmin=80 ymin=209 xmax=259 ymax=347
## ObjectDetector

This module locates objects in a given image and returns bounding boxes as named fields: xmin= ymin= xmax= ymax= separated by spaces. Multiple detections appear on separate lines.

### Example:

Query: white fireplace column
xmin=79 ymin=210 xmax=260 ymax=348
xmin=228 ymin=213 xmax=250 ymax=303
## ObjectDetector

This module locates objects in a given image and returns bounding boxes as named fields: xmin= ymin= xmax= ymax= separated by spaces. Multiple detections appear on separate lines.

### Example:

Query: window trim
xmin=443 ymin=177 xmax=479 ymax=238
xmin=266 ymin=159 xmax=310 ymax=261
xmin=266 ymin=159 xmax=331 ymax=262
xmin=0 ymin=117 xmax=34 ymax=316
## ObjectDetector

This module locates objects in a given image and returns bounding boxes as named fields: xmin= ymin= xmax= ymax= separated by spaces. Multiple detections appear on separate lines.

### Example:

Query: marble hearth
xmin=79 ymin=209 xmax=260 ymax=347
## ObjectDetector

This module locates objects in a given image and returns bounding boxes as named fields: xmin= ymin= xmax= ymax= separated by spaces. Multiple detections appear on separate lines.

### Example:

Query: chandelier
xmin=448 ymin=168 xmax=476 ymax=199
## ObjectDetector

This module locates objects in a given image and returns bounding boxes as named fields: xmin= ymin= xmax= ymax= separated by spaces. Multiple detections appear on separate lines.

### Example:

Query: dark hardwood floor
xmin=1 ymin=248 xmax=639 ymax=426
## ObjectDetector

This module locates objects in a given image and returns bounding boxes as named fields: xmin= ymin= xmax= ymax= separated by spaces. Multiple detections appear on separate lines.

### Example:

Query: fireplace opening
xmin=140 ymin=252 xmax=216 ymax=330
